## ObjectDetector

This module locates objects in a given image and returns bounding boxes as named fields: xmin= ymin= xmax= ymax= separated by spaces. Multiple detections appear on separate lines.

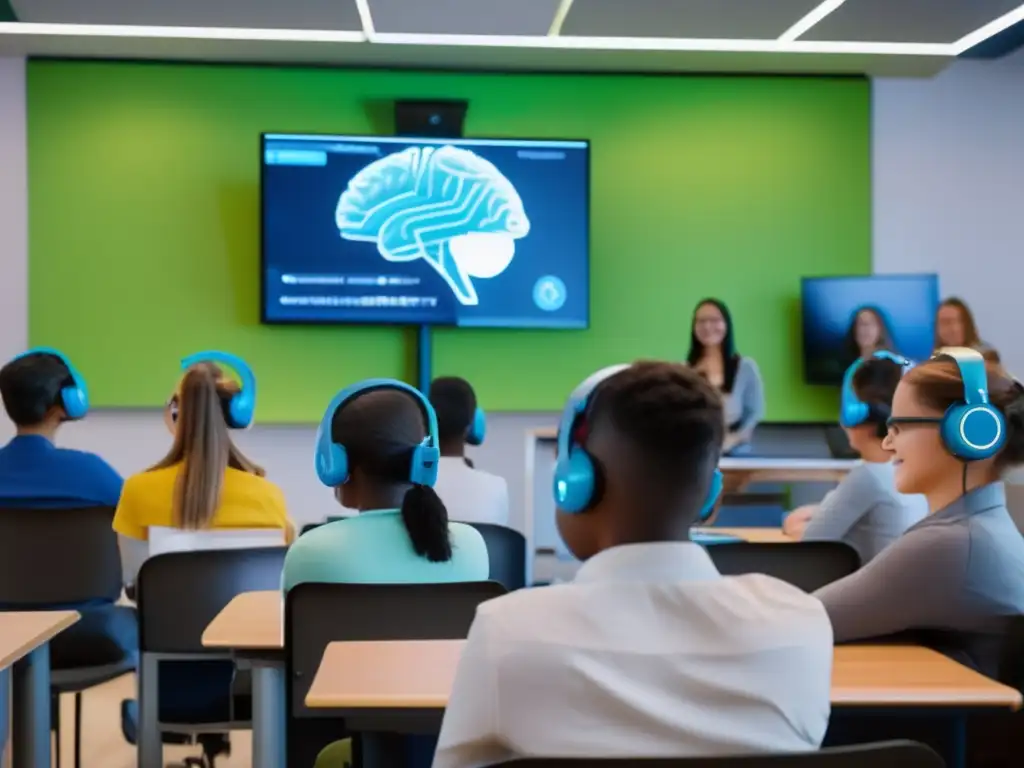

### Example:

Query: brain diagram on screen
xmin=335 ymin=145 xmax=530 ymax=306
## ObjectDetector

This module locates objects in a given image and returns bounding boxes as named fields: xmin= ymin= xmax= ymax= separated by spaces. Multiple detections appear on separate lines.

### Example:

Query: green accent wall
xmin=27 ymin=61 xmax=870 ymax=422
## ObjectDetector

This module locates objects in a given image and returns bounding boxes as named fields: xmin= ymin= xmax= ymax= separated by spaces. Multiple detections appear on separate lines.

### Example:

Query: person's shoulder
xmin=712 ymin=574 xmax=833 ymax=643
xmin=448 ymin=521 xmax=490 ymax=557
xmin=737 ymin=356 xmax=761 ymax=375
xmin=52 ymin=445 xmax=117 ymax=472
xmin=472 ymin=581 xmax=575 ymax=636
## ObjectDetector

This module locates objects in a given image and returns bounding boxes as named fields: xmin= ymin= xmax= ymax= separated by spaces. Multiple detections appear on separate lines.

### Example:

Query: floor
xmin=4 ymin=673 xmax=253 ymax=767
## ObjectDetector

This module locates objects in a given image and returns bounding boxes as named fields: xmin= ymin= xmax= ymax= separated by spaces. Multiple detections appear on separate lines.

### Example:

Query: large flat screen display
xmin=260 ymin=133 xmax=590 ymax=328
xmin=801 ymin=274 xmax=939 ymax=385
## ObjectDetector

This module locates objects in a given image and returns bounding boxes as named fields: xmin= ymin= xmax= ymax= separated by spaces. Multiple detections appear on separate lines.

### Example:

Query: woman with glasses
xmin=686 ymin=298 xmax=765 ymax=457
xmin=814 ymin=348 xmax=1024 ymax=676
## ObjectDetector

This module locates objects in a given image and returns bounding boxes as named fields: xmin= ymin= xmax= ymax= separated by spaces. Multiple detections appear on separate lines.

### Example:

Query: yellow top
xmin=112 ymin=464 xmax=291 ymax=541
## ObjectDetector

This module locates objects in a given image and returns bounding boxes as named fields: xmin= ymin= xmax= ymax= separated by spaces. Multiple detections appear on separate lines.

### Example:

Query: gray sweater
xmin=801 ymin=461 xmax=927 ymax=563
xmin=814 ymin=483 xmax=1024 ymax=674
xmin=722 ymin=357 xmax=765 ymax=435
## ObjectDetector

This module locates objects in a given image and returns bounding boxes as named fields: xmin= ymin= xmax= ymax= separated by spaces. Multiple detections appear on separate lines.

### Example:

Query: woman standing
xmin=687 ymin=298 xmax=765 ymax=455
xmin=844 ymin=306 xmax=896 ymax=368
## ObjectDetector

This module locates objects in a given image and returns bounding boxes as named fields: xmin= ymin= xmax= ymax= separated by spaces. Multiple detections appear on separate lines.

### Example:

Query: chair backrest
xmin=136 ymin=547 xmax=286 ymax=653
xmin=468 ymin=523 xmax=527 ymax=591
xmin=148 ymin=526 xmax=286 ymax=555
xmin=0 ymin=505 xmax=122 ymax=606
xmin=285 ymin=580 xmax=507 ymax=720
xmin=300 ymin=521 xmax=325 ymax=537
xmin=706 ymin=541 xmax=860 ymax=593
xmin=490 ymin=740 xmax=944 ymax=767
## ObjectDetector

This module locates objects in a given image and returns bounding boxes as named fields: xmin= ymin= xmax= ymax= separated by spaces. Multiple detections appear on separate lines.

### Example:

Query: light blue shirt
xmin=281 ymin=509 xmax=489 ymax=591
xmin=722 ymin=357 xmax=765 ymax=435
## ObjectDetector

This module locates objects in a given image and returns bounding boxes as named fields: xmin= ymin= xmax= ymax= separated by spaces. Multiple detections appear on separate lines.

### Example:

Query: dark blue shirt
xmin=0 ymin=434 xmax=123 ymax=508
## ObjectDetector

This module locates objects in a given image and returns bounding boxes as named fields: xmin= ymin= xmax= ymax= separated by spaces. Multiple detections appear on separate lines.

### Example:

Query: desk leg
xmin=251 ymin=661 xmax=286 ymax=768
xmin=11 ymin=644 xmax=49 ymax=768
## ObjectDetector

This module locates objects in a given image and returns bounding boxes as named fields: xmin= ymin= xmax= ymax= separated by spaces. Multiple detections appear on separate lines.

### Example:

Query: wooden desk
xmin=201 ymin=590 xmax=282 ymax=651
xmin=201 ymin=591 xmax=285 ymax=768
xmin=305 ymin=640 xmax=1022 ymax=711
xmin=0 ymin=611 xmax=79 ymax=768
xmin=694 ymin=527 xmax=795 ymax=544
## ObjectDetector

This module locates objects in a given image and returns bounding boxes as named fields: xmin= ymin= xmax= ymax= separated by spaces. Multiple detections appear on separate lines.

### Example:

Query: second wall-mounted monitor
xmin=261 ymin=133 xmax=590 ymax=329
xmin=801 ymin=274 xmax=940 ymax=385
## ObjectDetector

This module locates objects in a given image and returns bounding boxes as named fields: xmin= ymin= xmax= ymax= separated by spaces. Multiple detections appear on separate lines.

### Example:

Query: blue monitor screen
xmin=801 ymin=274 xmax=939 ymax=385
xmin=260 ymin=133 xmax=590 ymax=328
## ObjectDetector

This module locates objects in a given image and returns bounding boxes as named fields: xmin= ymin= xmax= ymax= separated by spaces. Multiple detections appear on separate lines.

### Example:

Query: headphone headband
xmin=555 ymin=365 xmax=630 ymax=462
xmin=315 ymin=378 xmax=440 ymax=488
xmin=12 ymin=347 xmax=89 ymax=420
xmin=933 ymin=346 xmax=989 ymax=406
xmin=180 ymin=350 xmax=256 ymax=429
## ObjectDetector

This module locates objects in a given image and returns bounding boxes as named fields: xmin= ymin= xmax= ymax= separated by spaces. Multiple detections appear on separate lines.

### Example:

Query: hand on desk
xmin=782 ymin=505 xmax=817 ymax=538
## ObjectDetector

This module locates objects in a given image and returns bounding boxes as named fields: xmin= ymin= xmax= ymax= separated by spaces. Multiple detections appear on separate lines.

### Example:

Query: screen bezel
xmin=258 ymin=131 xmax=592 ymax=329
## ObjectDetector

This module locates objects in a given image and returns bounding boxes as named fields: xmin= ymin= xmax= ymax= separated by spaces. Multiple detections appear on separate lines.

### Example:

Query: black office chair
xmin=0 ymin=505 xmax=135 ymax=768
xmin=133 ymin=547 xmax=286 ymax=768
xmin=286 ymin=580 xmax=508 ymax=768
xmin=706 ymin=541 xmax=861 ymax=593
xmin=300 ymin=521 xmax=326 ymax=537
xmin=468 ymin=523 xmax=527 ymax=591
xmin=489 ymin=740 xmax=944 ymax=766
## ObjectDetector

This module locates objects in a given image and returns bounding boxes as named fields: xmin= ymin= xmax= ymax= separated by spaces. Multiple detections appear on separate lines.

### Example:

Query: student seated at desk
xmin=282 ymin=378 xmax=488 ymax=589
xmin=434 ymin=361 xmax=832 ymax=768
xmin=0 ymin=348 xmax=135 ymax=664
xmin=428 ymin=376 xmax=509 ymax=526
xmin=815 ymin=348 xmax=1024 ymax=676
xmin=113 ymin=352 xmax=292 ymax=583
xmin=783 ymin=353 xmax=926 ymax=562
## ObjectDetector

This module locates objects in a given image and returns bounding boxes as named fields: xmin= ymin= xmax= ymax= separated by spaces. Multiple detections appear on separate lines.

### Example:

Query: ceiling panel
xmin=560 ymin=0 xmax=823 ymax=39
xmin=369 ymin=0 xmax=561 ymax=36
xmin=802 ymin=0 xmax=1022 ymax=44
xmin=10 ymin=0 xmax=364 ymax=30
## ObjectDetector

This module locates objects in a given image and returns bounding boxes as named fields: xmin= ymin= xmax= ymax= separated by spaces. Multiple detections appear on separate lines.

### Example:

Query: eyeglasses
xmin=885 ymin=416 xmax=942 ymax=433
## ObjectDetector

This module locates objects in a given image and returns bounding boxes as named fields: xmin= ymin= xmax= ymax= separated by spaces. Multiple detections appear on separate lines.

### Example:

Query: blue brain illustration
xmin=335 ymin=145 xmax=530 ymax=305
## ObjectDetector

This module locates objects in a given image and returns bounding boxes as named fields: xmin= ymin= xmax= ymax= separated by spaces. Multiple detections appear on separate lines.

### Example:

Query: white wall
xmin=873 ymin=47 xmax=1024 ymax=376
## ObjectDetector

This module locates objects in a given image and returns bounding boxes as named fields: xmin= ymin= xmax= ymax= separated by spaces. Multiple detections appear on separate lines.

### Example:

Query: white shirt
xmin=433 ymin=542 xmax=833 ymax=768
xmin=433 ymin=456 xmax=509 ymax=527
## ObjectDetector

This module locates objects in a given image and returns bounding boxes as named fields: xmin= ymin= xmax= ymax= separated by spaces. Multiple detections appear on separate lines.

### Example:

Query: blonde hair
xmin=149 ymin=362 xmax=264 ymax=529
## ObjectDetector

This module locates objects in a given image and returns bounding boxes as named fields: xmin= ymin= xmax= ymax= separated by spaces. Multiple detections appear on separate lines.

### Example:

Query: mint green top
xmin=281 ymin=509 xmax=490 ymax=592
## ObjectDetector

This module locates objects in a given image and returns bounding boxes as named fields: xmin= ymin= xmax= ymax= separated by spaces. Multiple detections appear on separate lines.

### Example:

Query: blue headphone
xmin=466 ymin=406 xmax=486 ymax=446
xmin=553 ymin=365 xmax=724 ymax=520
xmin=839 ymin=350 xmax=910 ymax=429
xmin=180 ymin=351 xmax=257 ymax=430
xmin=315 ymin=378 xmax=441 ymax=488
xmin=934 ymin=347 xmax=1006 ymax=461
xmin=12 ymin=347 xmax=89 ymax=420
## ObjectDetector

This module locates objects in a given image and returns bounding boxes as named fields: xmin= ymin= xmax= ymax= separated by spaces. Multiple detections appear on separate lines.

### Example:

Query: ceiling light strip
xmin=548 ymin=0 xmax=576 ymax=37
xmin=950 ymin=2 xmax=1024 ymax=54
xmin=0 ymin=21 xmax=366 ymax=42
xmin=353 ymin=0 xmax=377 ymax=37
xmin=371 ymin=32 xmax=951 ymax=56
xmin=778 ymin=0 xmax=847 ymax=42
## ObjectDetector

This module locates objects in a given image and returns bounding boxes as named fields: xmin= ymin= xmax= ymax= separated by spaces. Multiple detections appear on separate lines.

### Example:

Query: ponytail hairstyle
xmin=331 ymin=389 xmax=452 ymax=562
xmin=149 ymin=362 xmax=264 ymax=530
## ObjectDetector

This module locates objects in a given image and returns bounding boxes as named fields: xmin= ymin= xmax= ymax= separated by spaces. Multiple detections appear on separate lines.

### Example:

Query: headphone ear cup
xmin=839 ymin=400 xmax=869 ymax=429
xmin=941 ymin=403 xmax=1005 ymax=461
xmin=60 ymin=387 xmax=88 ymax=420
xmin=698 ymin=468 xmax=724 ymax=522
xmin=466 ymin=407 xmax=486 ymax=446
xmin=316 ymin=443 xmax=350 ymax=488
xmin=553 ymin=448 xmax=598 ymax=514
xmin=410 ymin=441 xmax=441 ymax=486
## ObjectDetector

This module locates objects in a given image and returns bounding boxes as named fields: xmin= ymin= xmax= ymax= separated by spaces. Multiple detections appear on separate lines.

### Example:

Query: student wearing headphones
xmin=0 ymin=349 xmax=133 ymax=762
xmin=783 ymin=353 xmax=926 ymax=562
xmin=282 ymin=378 xmax=488 ymax=590
xmin=428 ymin=376 xmax=509 ymax=526
xmin=815 ymin=348 xmax=1024 ymax=676
xmin=434 ymin=362 xmax=832 ymax=767
xmin=113 ymin=352 xmax=291 ymax=584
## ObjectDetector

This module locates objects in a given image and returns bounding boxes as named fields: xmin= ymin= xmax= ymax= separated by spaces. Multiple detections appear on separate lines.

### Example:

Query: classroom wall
xmin=872 ymin=46 xmax=1024 ymax=376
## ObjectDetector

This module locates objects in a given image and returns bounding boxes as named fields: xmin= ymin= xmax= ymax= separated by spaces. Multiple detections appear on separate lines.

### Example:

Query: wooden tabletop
xmin=0 ymin=611 xmax=80 ymax=670
xmin=201 ymin=590 xmax=283 ymax=650
xmin=305 ymin=640 xmax=1023 ymax=711
xmin=694 ymin=527 xmax=795 ymax=544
